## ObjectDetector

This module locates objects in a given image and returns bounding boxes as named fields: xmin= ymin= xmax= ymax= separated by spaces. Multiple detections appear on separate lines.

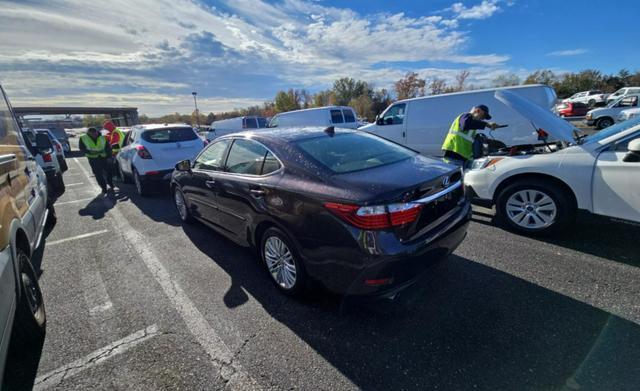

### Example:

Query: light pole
xmin=191 ymin=91 xmax=200 ymax=128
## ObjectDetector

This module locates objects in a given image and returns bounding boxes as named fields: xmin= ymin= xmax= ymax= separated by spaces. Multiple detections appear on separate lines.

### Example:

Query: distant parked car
xmin=47 ymin=127 xmax=71 ymax=153
xmin=556 ymin=101 xmax=590 ymax=117
xmin=617 ymin=107 xmax=640 ymax=123
xmin=205 ymin=116 xmax=268 ymax=141
xmin=115 ymin=123 xmax=205 ymax=196
xmin=606 ymin=87 xmax=640 ymax=103
xmin=0 ymin=85 xmax=49 ymax=386
xmin=22 ymin=128 xmax=66 ymax=198
xmin=171 ymin=127 xmax=470 ymax=296
xmin=268 ymin=106 xmax=359 ymax=129
xmin=36 ymin=129 xmax=68 ymax=173
xmin=586 ymin=94 xmax=640 ymax=129
xmin=563 ymin=90 xmax=608 ymax=107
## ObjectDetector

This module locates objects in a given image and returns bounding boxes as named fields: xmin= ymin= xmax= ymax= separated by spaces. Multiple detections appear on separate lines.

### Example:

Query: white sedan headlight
xmin=469 ymin=157 xmax=504 ymax=170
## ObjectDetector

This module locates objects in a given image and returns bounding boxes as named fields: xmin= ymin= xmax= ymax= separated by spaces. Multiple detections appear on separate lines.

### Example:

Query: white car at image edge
xmin=116 ymin=123 xmax=205 ymax=196
xmin=465 ymin=90 xmax=640 ymax=235
xmin=617 ymin=107 xmax=640 ymax=123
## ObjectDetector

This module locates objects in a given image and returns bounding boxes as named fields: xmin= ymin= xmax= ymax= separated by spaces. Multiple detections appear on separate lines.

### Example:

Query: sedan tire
xmin=496 ymin=179 xmax=574 ymax=235
xmin=14 ymin=248 xmax=46 ymax=345
xmin=595 ymin=117 xmax=613 ymax=129
xmin=261 ymin=227 xmax=307 ymax=296
xmin=173 ymin=187 xmax=194 ymax=224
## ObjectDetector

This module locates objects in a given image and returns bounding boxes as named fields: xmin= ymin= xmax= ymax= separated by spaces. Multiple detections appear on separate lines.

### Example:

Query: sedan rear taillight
xmin=136 ymin=145 xmax=152 ymax=159
xmin=324 ymin=202 xmax=422 ymax=230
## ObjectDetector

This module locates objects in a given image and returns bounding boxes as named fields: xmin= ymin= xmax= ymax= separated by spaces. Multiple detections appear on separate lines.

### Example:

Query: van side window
xmin=330 ymin=110 xmax=344 ymax=124
xmin=382 ymin=103 xmax=406 ymax=125
xmin=244 ymin=117 xmax=258 ymax=129
xmin=342 ymin=109 xmax=355 ymax=123
xmin=269 ymin=116 xmax=279 ymax=128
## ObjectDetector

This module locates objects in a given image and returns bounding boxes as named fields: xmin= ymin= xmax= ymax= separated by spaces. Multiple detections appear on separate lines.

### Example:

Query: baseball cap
xmin=475 ymin=104 xmax=491 ymax=120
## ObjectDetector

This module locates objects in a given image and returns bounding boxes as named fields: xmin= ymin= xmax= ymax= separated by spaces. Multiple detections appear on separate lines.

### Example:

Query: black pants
xmin=88 ymin=157 xmax=114 ymax=191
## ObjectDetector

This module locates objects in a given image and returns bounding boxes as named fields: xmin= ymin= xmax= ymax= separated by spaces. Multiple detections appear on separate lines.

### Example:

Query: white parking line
xmin=65 ymin=182 xmax=84 ymax=187
xmin=56 ymin=196 xmax=98 ymax=206
xmin=73 ymin=158 xmax=260 ymax=390
xmin=33 ymin=324 xmax=160 ymax=390
xmin=47 ymin=230 xmax=109 ymax=246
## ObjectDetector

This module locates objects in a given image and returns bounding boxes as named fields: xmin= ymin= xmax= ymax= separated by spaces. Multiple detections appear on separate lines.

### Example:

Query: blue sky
xmin=1 ymin=0 xmax=638 ymax=115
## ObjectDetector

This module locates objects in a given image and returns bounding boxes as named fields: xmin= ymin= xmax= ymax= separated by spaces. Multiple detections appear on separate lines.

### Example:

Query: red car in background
xmin=556 ymin=101 xmax=590 ymax=117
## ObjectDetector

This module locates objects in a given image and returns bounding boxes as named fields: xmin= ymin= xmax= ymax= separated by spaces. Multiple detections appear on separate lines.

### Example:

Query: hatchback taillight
xmin=43 ymin=152 xmax=52 ymax=162
xmin=55 ymin=144 xmax=62 ymax=154
xmin=324 ymin=202 xmax=422 ymax=230
xmin=136 ymin=145 xmax=152 ymax=159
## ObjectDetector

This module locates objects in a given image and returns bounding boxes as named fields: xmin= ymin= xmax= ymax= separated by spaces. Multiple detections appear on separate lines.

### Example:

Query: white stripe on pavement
xmin=64 ymin=182 xmax=84 ymax=187
xmin=56 ymin=196 xmax=98 ymax=206
xmin=46 ymin=230 xmax=109 ymax=246
xmin=33 ymin=324 xmax=160 ymax=390
xmin=72 ymin=157 xmax=261 ymax=390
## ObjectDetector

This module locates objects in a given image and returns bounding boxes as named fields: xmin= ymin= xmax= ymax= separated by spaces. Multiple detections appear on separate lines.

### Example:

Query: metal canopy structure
xmin=13 ymin=106 xmax=139 ymax=126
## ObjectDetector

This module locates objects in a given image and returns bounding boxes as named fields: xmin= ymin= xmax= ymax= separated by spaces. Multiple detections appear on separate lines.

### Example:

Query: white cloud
xmin=451 ymin=1 xmax=501 ymax=20
xmin=547 ymin=48 xmax=589 ymax=57
xmin=0 ymin=0 xmax=510 ymax=114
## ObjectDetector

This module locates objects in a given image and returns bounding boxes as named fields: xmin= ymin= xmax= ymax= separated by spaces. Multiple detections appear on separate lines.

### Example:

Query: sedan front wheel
xmin=261 ymin=227 xmax=307 ymax=296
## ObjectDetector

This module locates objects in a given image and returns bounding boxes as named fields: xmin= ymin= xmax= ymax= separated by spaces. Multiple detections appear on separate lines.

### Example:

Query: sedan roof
xmin=223 ymin=126 xmax=358 ymax=143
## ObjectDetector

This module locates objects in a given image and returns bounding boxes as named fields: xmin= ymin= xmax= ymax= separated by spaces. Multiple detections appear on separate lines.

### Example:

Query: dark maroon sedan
xmin=171 ymin=127 xmax=470 ymax=297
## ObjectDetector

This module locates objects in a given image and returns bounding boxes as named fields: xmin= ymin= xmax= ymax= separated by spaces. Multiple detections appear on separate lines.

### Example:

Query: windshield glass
xmin=141 ymin=127 xmax=198 ymax=143
xmin=295 ymin=132 xmax=416 ymax=174
xmin=583 ymin=117 xmax=640 ymax=144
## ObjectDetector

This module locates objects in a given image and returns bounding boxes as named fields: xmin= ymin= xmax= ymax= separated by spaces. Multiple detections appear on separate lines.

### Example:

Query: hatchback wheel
xmin=173 ymin=187 xmax=193 ymax=223
xmin=14 ymin=248 xmax=46 ymax=345
xmin=496 ymin=179 xmax=574 ymax=235
xmin=118 ymin=163 xmax=131 ymax=184
xmin=133 ymin=169 xmax=149 ymax=197
xmin=261 ymin=227 xmax=307 ymax=296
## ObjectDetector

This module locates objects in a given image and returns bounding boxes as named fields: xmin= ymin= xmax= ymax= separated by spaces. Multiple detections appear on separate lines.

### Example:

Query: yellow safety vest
xmin=442 ymin=114 xmax=477 ymax=160
xmin=110 ymin=128 xmax=125 ymax=154
xmin=80 ymin=134 xmax=107 ymax=159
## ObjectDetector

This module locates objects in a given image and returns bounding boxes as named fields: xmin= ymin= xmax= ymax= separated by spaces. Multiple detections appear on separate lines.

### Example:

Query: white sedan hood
xmin=495 ymin=90 xmax=577 ymax=143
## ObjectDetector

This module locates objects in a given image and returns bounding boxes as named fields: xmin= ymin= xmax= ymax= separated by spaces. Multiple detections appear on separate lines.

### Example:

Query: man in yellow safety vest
xmin=79 ymin=127 xmax=114 ymax=193
xmin=442 ymin=105 xmax=499 ymax=167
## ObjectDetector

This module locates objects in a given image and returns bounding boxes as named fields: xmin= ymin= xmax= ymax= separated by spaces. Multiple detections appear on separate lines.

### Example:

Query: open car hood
xmin=495 ymin=90 xmax=577 ymax=143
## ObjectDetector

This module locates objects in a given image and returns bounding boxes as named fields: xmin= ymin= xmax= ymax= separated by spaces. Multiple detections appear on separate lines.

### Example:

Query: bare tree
xmin=455 ymin=69 xmax=471 ymax=91
xmin=429 ymin=78 xmax=447 ymax=95
xmin=394 ymin=72 xmax=426 ymax=100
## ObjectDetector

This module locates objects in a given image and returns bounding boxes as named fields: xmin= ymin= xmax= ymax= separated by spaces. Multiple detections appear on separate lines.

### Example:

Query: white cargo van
xmin=206 ymin=116 xmax=268 ymax=140
xmin=268 ymin=106 xmax=359 ymax=129
xmin=359 ymin=84 xmax=557 ymax=157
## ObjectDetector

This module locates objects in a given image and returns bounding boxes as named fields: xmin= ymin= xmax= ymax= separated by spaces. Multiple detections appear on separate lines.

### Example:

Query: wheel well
xmin=15 ymin=228 xmax=31 ymax=259
xmin=493 ymin=173 xmax=577 ymax=209
xmin=596 ymin=116 xmax=613 ymax=124
xmin=252 ymin=221 xmax=275 ymax=250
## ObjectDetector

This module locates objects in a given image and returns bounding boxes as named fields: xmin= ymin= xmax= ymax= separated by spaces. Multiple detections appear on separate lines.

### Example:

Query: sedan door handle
xmin=205 ymin=180 xmax=216 ymax=188
xmin=250 ymin=189 xmax=266 ymax=197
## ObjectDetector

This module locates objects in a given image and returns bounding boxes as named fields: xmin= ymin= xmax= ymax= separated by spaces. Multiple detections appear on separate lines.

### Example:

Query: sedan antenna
xmin=324 ymin=126 xmax=335 ymax=136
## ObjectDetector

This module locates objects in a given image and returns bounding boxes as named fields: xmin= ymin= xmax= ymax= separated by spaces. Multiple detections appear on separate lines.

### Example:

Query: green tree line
xmin=129 ymin=68 xmax=640 ymax=126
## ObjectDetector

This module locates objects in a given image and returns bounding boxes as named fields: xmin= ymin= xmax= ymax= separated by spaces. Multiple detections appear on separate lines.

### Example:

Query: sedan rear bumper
xmin=302 ymin=201 xmax=471 ymax=296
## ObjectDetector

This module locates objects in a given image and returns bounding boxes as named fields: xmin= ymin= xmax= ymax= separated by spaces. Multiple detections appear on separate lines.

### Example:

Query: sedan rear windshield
xmin=141 ymin=127 xmax=198 ymax=143
xmin=295 ymin=132 xmax=416 ymax=174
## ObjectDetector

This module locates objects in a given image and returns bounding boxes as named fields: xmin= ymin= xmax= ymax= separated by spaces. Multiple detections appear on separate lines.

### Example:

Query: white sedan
xmin=465 ymin=90 xmax=640 ymax=235
xmin=116 ymin=123 xmax=205 ymax=196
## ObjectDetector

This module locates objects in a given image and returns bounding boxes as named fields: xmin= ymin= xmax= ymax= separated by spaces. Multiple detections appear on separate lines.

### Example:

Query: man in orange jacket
xmin=103 ymin=120 xmax=124 ymax=182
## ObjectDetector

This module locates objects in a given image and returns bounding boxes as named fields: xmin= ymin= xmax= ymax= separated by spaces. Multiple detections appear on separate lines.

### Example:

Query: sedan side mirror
xmin=35 ymin=133 xmax=53 ymax=150
xmin=175 ymin=159 xmax=192 ymax=171
xmin=623 ymin=139 xmax=640 ymax=163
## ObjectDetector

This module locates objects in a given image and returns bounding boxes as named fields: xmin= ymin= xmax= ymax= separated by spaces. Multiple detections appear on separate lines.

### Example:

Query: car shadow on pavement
xmin=180 ymin=222 xmax=640 ymax=390
xmin=471 ymin=208 xmax=640 ymax=267
xmin=118 ymin=183 xmax=182 ymax=227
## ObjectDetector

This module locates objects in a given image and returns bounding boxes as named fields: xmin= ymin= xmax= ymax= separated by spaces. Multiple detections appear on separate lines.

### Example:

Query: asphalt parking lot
xmin=3 ymin=139 xmax=640 ymax=391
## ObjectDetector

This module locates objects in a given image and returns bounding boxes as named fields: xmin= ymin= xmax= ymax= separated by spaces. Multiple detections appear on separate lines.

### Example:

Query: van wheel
xmin=595 ymin=117 xmax=613 ymax=129
xmin=14 ymin=248 xmax=46 ymax=345
xmin=496 ymin=179 xmax=574 ymax=236
xmin=133 ymin=168 xmax=149 ymax=197
xmin=261 ymin=227 xmax=307 ymax=296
